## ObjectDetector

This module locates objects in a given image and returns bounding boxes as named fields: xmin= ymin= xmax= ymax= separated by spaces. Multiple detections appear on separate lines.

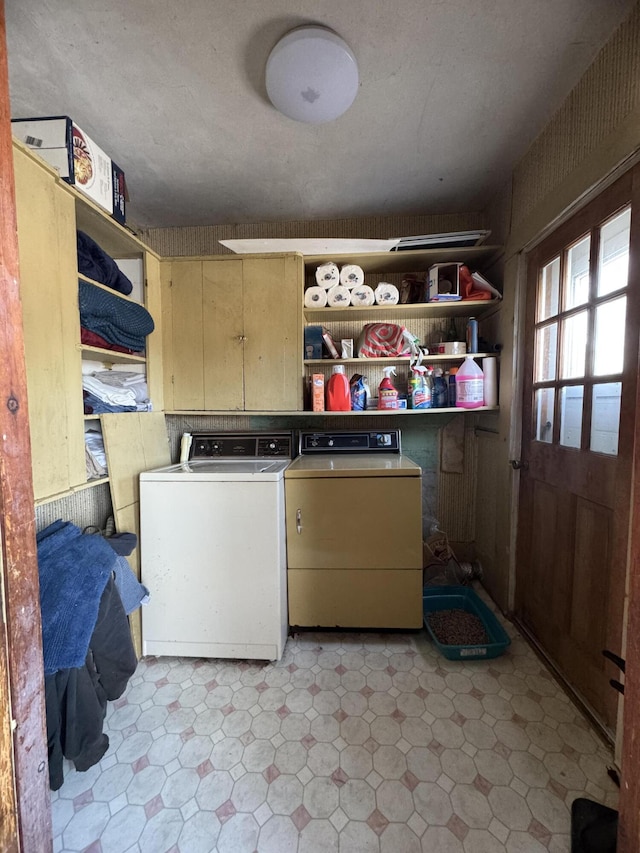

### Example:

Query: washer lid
xmin=141 ymin=458 xmax=290 ymax=480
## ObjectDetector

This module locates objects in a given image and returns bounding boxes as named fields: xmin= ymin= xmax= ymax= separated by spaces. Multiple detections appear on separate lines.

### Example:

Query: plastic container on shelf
xmin=455 ymin=356 xmax=484 ymax=409
xmin=326 ymin=365 xmax=351 ymax=411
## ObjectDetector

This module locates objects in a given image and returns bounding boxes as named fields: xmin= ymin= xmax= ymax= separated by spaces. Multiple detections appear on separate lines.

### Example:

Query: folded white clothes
xmin=82 ymin=375 xmax=137 ymax=407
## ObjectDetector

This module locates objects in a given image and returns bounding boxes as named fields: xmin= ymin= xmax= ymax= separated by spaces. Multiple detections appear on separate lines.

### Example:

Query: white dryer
xmin=140 ymin=432 xmax=293 ymax=661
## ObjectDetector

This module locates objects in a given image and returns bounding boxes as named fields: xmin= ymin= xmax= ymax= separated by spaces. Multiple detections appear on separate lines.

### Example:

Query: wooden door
xmin=242 ymin=254 xmax=303 ymax=412
xmin=516 ymin=169 xmax=640 ymax=729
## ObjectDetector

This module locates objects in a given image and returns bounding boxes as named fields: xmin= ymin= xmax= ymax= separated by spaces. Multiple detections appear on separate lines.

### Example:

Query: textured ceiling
xmin=5 ymin=1 xmax=636 ymax=229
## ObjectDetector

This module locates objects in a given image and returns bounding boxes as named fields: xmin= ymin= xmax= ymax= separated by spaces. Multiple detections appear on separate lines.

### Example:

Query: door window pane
xmin=535 ymin=388 xmax=555 ymax=443
xmin=538 ymin=257 xmax=560 ymax=321
xmin=591 ymin=382 xmax=622 ymax=455
xmin=598 ymin=207 xmax=630 ymax=296
xmin=560 ymin=311 xmax=588 ymax=379
xmin=594 ymin=296 xmax=626 ymax=376
xmin=535 ymin=323 xmax=557 ymax=382
xmin=559 ymin=386 xmax=583 ymax=449
xmin=564 ymin=236 xmax=590 ymax=310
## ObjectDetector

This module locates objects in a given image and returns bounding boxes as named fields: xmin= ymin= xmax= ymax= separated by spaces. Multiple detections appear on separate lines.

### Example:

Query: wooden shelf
xmin=79 ymin=345 xmax=146 ymax=365
xmin=303 ymin=245 xmax=502 ymax=275
xmin=165 ymin=407 xmax=499 ymax=417
xmin=34 ymin=475 xmax=110 ymax=507
xmin=78 ymin=274 xmax=143 ymax=304
xmin=304 ymin=299 xmax=501 ymax=322
xmin=304 ymin=352 xmax=496 ymax=366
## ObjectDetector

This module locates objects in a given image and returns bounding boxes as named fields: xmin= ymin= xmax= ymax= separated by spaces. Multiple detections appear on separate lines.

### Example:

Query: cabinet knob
xmin=296 ymin=509 xmax=302 ymax=534
xmin=237 ymin=334 xmax=247 ymax=342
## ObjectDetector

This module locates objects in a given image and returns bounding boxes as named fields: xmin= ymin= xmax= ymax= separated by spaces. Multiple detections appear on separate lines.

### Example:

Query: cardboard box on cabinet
xmin=12 ymin=115 xmax=126 ymax=224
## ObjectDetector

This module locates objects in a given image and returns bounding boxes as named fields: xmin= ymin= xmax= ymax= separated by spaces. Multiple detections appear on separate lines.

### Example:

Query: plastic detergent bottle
xmin=408 ymin=364 xmax=431 ymax=409
xmin=447 ymin=368 xmax=458 ymax=406
xmin=378 ymin=366 xmax=399 ymax=410
xmin=432 ymin=368 xmax=448 ymax=408
xmin=455 ymin=356 xmax=484 ymax=408
xmin=326 ymin=364 xmax=351 ymax=411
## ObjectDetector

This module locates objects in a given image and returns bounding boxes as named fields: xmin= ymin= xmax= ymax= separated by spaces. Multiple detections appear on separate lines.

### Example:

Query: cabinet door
xmin=285 ymin=477 xmax=423 ymax=569
xmin=13 ymin=148 xmax=86 ymax=500
xmin=202 ymin=259 xmax=244 ymax=410
xmin=163 ymin=258 xmax=244 ymax=410
xmin=243 ymin=255 xmax=302 ymax=411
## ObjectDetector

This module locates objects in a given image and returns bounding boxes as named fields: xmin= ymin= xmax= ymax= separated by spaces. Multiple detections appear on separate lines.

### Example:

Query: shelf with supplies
xmin=303 ymin=245 xmax=502 ymax=276
xmin=304 ymin=299 xmax=501 ymax=323
xmin=304 ymin=352 xmax=497 ymax=366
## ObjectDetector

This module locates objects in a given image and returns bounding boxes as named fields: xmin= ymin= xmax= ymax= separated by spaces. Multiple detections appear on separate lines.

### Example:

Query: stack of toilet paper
xmin=306 ymin=263 xmax=400 ymax=309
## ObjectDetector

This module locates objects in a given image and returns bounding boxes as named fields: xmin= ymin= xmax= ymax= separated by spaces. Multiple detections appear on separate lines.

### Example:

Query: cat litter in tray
xmin=423 ymin=585 xmax=511 ymax=661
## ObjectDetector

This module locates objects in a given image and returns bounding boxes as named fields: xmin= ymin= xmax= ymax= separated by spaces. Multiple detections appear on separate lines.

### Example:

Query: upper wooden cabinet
xmin=161 ymin=253 xmax=303 ymax=412
xmin=13 ymin=144 xmax=86 ymax=500
xmin=13 ymin=139 xmax=163 ymax=502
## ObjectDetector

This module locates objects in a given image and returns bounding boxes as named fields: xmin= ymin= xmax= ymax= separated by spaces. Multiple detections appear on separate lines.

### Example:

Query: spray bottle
xmin=378 ymin=366 xmax=399 ymax=410
xmin=408 ymin=363 xmax=431 ymax=409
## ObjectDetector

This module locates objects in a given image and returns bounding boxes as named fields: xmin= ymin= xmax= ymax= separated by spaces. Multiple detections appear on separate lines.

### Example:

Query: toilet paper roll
xmin=340 ymin=264 xmax=365 ymax=288
xmin=374 ymin=282 xmax=400 ymax=305
xmin=326 ymin=285 xmax=351 ymax=308
xmin=304 ymin=286 xmax=328 ymax=308
xmin=350 ymin=284 xmax=375 ymax=306
xmin=315 ymin=262 xmax=340 ymax=288
xmin=482 ymin=357 xmax=498 ymax=407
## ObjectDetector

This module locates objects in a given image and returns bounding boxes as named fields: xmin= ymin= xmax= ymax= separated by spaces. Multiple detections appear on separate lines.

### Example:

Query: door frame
xmin=0 ymin=3 xmax=52 ymax=848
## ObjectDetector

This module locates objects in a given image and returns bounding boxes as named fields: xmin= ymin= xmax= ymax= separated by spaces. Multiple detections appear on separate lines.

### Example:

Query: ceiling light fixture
xmin=265 ymin=26 xmax=359 ymax=124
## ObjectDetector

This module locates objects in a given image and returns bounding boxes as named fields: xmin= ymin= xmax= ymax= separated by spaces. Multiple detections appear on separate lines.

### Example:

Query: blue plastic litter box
xmin=423 ymin=585 xmax=511 ymax=661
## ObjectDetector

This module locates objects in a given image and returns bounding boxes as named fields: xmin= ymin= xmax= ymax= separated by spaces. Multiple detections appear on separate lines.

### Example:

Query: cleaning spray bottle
xmin=432 ymin=367 xmax=448 ymax=408
xmin=378 ymin=366 xmax=399 ymax=410
xmin=326 ymin=364 xmax=351 ymax=411
xmin=408 ymin=363 xmax=431 ymax=409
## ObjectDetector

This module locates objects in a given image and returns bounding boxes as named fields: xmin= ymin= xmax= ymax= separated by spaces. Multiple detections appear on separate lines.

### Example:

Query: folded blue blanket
xmin=83 ymin=390 xmax=136 ymax=415
xmin=78 ymin=280 xmax=155 ymax=351
xmin=37 ymin=521 xmax=117 ymax=674
xmin=77 ymin=231 xmax=133 ymax=296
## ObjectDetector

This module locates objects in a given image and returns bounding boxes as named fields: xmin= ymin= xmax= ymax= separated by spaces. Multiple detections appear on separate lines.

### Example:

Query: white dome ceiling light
xmin=265 ymin=26 xmax=359 ymax=124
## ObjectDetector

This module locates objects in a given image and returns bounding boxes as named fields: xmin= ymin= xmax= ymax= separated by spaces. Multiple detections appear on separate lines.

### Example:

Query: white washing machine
xmin=140 ymin=431 xmax=293 ymax=661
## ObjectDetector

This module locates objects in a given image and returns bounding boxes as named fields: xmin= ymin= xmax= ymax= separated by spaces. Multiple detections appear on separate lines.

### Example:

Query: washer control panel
xmin=189 ymin=432 xmax=294 ymax=459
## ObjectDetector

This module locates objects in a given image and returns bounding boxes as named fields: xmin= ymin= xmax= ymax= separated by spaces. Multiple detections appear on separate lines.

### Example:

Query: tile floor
xmin=51 ymin=591 xmax=619 ymax=853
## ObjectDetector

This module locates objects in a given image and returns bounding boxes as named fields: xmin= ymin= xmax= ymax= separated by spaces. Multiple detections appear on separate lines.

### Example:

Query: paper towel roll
xmin=482 ymin=357 xmax=498 ymax=407
xmin=340 ymin=264 xmax=365 ymax=288
xmin=350 ymin=284 xmax=375 ymax=306
xmin=315 ymin=262 xmax=340 ymax=288
xmin=326 ymin=285 xmax=351 ymax=307
xmin=304 ymin=286 xmax=328 ymax=308
xmin=374 ymin=282 xmax=400 ymax=305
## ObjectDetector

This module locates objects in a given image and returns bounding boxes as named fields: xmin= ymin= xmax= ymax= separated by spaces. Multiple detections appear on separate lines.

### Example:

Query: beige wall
xmin=479 ymin=1 xmax=640 ymax=611
xmin=141 ymin=212 xmax=485 ymax=257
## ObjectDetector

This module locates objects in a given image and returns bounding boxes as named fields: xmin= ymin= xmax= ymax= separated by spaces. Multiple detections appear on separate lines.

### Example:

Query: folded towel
xmin=36 ymin=521 xmax=117 ymax=674
xmin=79 ymin=280 xmax=155 ymax=351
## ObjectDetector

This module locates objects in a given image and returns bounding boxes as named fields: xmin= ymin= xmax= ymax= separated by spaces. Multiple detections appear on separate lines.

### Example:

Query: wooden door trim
xmin=615 ymin=163 xmax=640 ymax=853
xmin=0 ymin=3 xmax=52 ymax=849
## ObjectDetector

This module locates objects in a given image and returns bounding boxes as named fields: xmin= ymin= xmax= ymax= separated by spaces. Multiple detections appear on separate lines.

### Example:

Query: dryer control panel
xmin=299 ymin=430 xmax=401 ymax=453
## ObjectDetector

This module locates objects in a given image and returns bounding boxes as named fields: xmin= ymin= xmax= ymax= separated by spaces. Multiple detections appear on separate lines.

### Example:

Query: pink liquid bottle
xmin=455 ymin=356 xmax=484 ymax=409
